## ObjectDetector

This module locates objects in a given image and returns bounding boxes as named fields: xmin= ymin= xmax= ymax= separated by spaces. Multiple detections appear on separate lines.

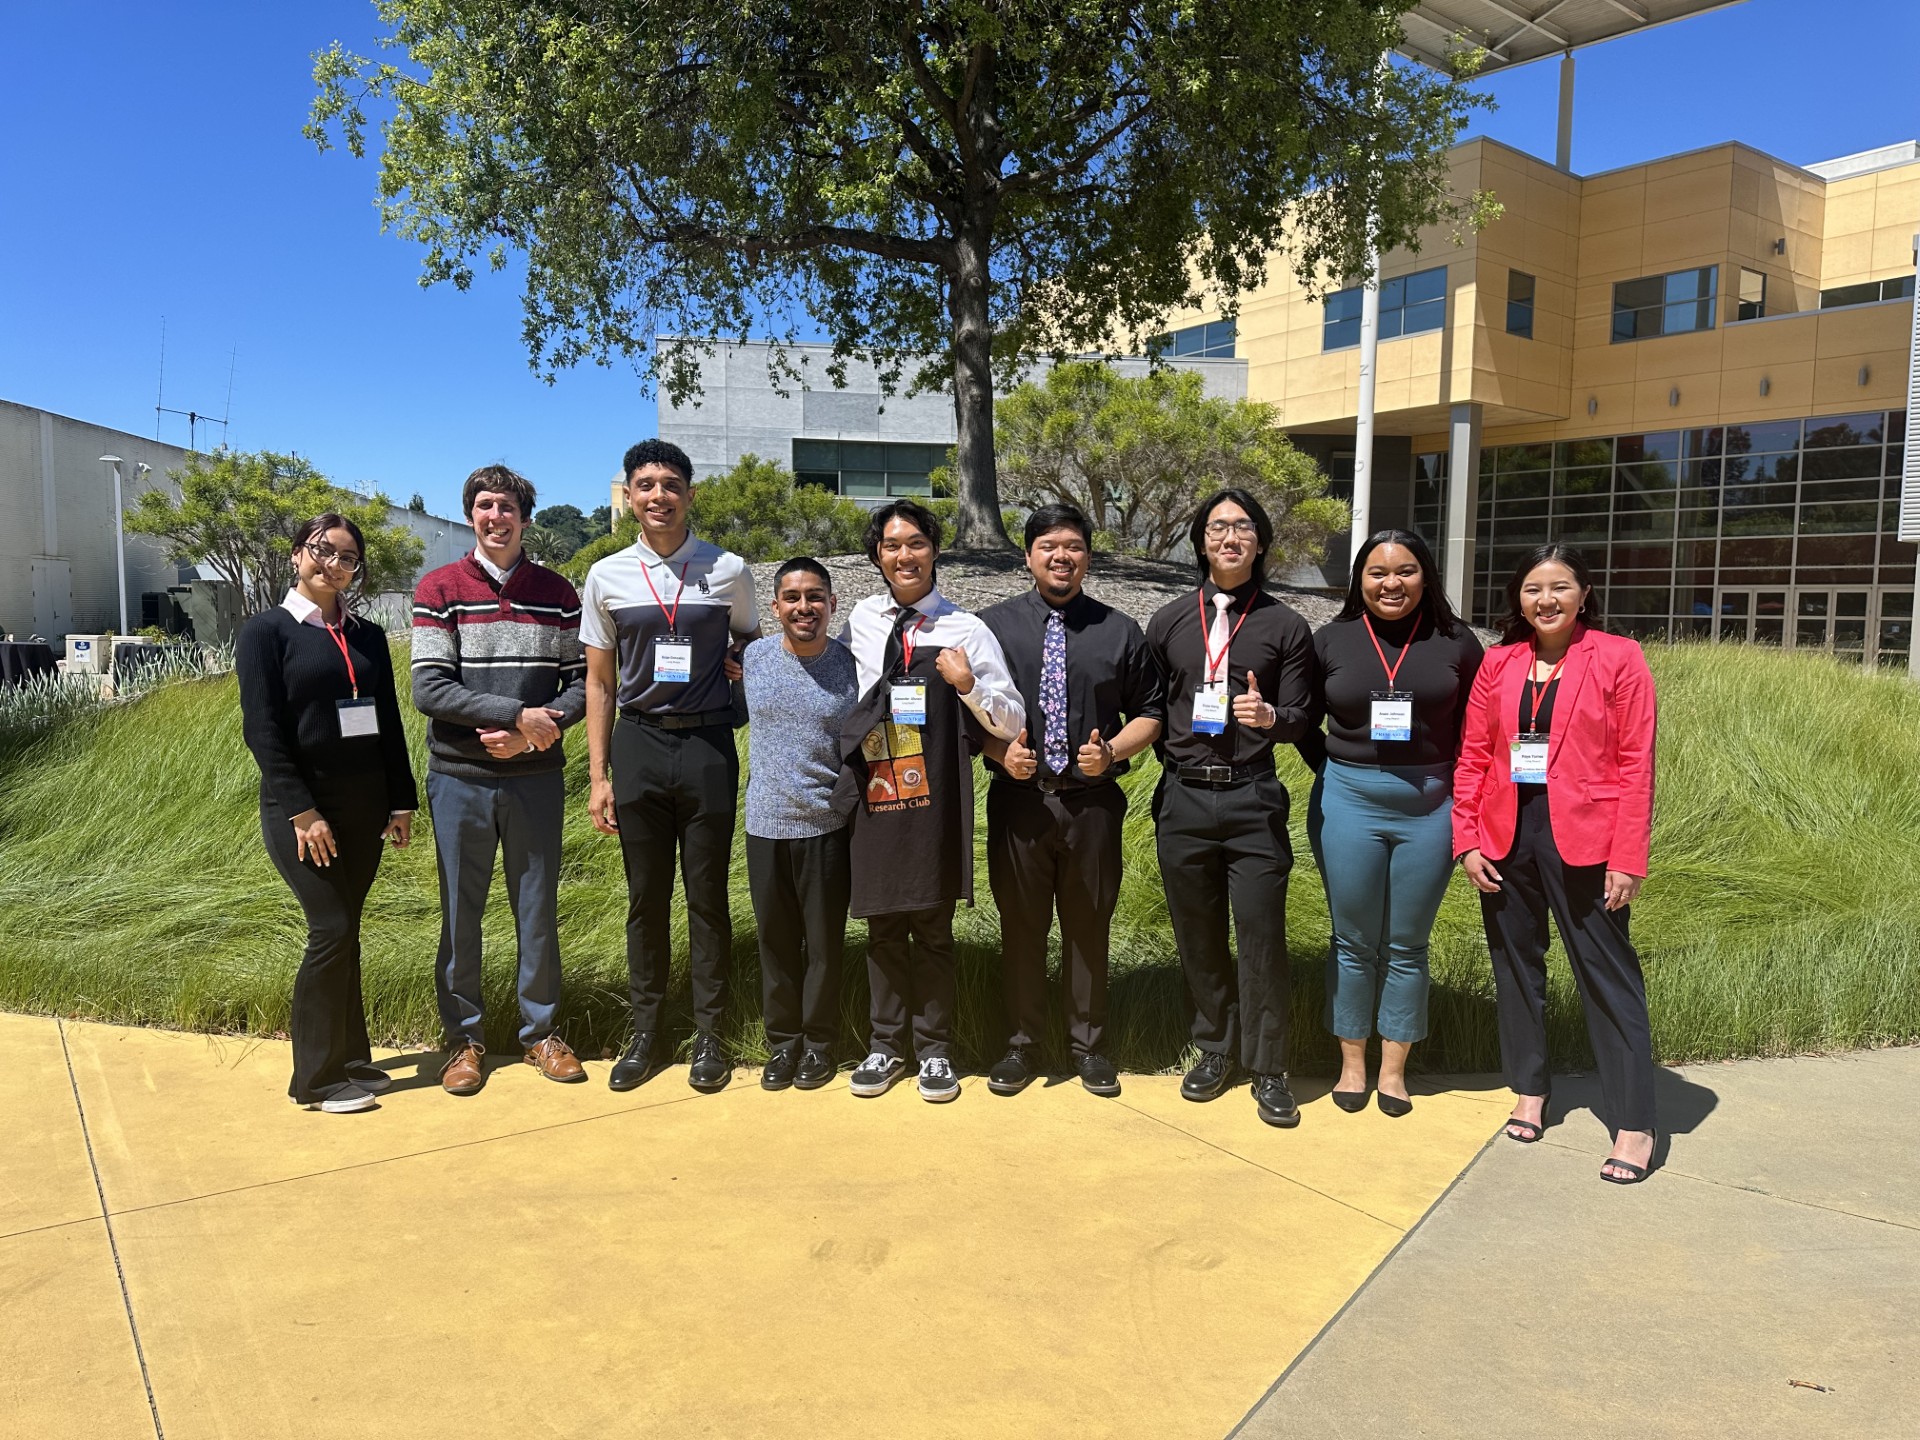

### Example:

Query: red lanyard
xmin=897 ymin=613 xmax=928 ymax=674
xmin=323 ymin=619 xmax=359 ymax=699
xmin=1523 ymin=644 xmax=1569 ymax=731
xmin=1198 ymin=588 xmax=1251 ymax=684
xmin=640 ymin=560 xmax=693 ymax=631
xmin=1362 ymin=613 xmax=1421 ymax=688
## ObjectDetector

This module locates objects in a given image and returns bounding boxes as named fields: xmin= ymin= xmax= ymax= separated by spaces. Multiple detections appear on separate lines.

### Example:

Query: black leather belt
xmin=1175 ymin=760 xmax=1275 ymax=789
xmin=621 ymin=709 xmax=734 ymax=731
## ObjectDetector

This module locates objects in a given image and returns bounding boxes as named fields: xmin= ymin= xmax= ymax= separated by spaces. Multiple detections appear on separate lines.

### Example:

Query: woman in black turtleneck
xmin=1301 ymin=529 xmax=1482 ymax=1116
xmin=237 ymin=513 xmax=417 ymax=1114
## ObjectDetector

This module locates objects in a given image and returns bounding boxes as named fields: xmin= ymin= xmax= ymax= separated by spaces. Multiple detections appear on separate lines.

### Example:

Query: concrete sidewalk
xmin=2 ymin=1012 xmax=1501 ymax=1440
xmin=1233 ymin=1046 xmax=1920 ymax=1439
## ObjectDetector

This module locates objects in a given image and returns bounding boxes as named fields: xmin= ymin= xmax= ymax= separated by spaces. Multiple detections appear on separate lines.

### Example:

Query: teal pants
xmin=1307 ymin=759 xmax=1455 ymax=1044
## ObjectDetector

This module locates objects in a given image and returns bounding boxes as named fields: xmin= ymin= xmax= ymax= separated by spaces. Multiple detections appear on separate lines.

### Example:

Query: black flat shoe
xmin=761 ymin=1045 xmax=798 ymax=1092
xmin=1331 ymin=1089 xmax=1368 ymax=1113
xmin=1376 ymin=1091 xmax=1413 ymax=1118
xmin=1252 ymin=1073 xmax=1300 ymax=1128
xmin=608 ymin=1031 xmax=658 ymax=1092
xmin=1181 ymin=1052 xmax=1233 ymax=1102
xmin=794 ymin=1048 xmax=835 ymax=1090
xmin=987 ymin=1047 xmax=1037 ymax=1096
xmin=1075 ymin=1052 xmax=1121 ymax=1097
xmin=688 ymin=1032 xmax=731 ymax=1092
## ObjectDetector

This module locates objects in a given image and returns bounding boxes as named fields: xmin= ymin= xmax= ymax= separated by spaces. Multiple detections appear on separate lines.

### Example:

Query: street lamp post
xmin=98 ymin=455 xmax=129 ymax=634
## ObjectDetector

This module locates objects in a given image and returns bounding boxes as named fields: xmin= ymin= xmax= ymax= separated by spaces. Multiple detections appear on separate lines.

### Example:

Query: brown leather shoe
xmin=441 ymin=1041 xmax=486 ymax=1096
xmin=525 ymin=1034 xmax=586 ymax=1083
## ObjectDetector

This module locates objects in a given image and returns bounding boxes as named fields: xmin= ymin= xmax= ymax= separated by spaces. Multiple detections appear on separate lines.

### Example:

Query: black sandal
xmin=1601 ymin=1134 xmax=1657 ymax=1185
xmin=1503 ymin=1115 xmax=1544 ymax=1143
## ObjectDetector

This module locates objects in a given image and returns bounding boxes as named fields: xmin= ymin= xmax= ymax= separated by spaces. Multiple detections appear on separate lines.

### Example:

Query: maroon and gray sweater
xmin=411 ymin=554 xmax=588 ymax=778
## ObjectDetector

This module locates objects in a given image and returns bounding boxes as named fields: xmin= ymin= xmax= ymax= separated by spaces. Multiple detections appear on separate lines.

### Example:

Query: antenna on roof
xmin=154 ymin=321 xmax=236 ymax=452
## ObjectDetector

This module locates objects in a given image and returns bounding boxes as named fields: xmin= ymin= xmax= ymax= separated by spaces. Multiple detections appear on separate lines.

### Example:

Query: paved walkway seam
xmin=1221 ymin=1123 xmax=1504 ymax=1439
xmin=1111 ymin=1097 xmax=1408 ymax=1232
xmin=1534 ymin=1136 xmax=1920 ymax=1233
xmin=58 ymin=1018 xmax=167 ymax=1440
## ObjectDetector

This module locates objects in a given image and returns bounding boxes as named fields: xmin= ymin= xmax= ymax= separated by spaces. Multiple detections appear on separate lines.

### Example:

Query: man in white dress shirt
xmin=836 ymin=500 xmax=1023 ymax=1102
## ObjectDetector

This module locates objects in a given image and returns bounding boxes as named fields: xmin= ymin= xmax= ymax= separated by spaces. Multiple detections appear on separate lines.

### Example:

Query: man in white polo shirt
xmin=583 ymin=438 xmax=760 ymax=1094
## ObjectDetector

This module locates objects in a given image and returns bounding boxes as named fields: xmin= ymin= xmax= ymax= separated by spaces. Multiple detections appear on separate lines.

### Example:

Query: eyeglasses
xmin=1204 ymin=519 xmax=1258 ymax=539
xmin=305 ymin=541 xmax=364 ymax=574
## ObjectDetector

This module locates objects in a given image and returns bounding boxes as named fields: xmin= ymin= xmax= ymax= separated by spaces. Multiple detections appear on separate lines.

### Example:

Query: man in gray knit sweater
xmin=412 ymin=465 xmax=588 ymax=1094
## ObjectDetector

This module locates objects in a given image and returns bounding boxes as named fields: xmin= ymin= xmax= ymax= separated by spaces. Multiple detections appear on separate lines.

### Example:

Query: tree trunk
xmin=947 ymin=229 xmax=1015 ymax=552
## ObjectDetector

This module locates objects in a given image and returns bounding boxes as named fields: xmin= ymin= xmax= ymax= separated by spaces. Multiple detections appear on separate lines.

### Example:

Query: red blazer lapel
xmin=1551 ymin=625 xmax=1596 ymax=761
xmin=1498 ymin=643 xmax=1529 ymax=746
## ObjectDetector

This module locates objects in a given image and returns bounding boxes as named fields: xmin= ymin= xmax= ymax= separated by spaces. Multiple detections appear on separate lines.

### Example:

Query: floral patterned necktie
xmin=1042 ymin=607 xmax=1069 ymax=774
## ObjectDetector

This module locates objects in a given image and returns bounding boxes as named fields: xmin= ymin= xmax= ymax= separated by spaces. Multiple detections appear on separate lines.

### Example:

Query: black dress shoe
xmin=1377 ymin=1090 xmax=1413 ymax=1118
xmin=1075 ymin=1052 xmax=1121 ymax=1097
xmin=1331 ymin=1088 xmax=1369 ymax=1113
xmin=608 ymin=1032 xmax=657 ymax=1092
xmin=761 ymin=1044 xmax=799 ymax=1091
xmin=987 ymin=1047 xmax=1037 ymax=1095
xmin=1253 ymin=1073 xmax=1300 ymax=1128
xmin=794 ymin=1048 xmax=836 ymax=1090
xmin=689 ymin=1032 xmax=731 ymax=1092
xmin=1181 ymin=1051 xmax=1233 ymax=1102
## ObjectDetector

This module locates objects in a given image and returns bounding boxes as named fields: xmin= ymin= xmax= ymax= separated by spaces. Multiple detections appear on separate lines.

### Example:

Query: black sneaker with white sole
xmin=849 ymin=1051 xmax=908 ymax=1097
xmin=917 ymin=1056 xmax=960 ymax=1103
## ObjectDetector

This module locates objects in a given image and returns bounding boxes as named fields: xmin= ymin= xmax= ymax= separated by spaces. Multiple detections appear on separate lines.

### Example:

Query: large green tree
xmin=310 ymin=2 xmax=1481 ymax=551
xmin=964 ymin=360 xmax=1348 ymax=565
xmin=126 ymin=450 xmax=425 ymax=616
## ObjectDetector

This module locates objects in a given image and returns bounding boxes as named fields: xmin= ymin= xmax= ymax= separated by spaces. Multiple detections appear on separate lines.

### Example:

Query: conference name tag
xmin=338 ymin=698 xmax=380 ymax=739
xmin=1510 ymin=732 xmax=1550 ymax=784
xmin=1193 ymin=683 xmax=1230 ymax=735
xmin=1370 ymin=690 xmax=1413 ymax=742
xmin=653 ymin=636 xmax=693 ymax=683
xmin=891 ymin=682 xmax=927 ymax=725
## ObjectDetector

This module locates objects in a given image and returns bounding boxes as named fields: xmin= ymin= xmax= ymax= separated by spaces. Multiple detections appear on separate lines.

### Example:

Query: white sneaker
xmin=917 ymin=1056 xmax=960 ymax=1103
xmin=304 ymin=1086 xmax=378 ymax=1114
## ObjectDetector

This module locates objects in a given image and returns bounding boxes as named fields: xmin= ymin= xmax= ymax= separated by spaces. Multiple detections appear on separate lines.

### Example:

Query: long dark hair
xmin=1497 ymin=542 xmax=1603 ymax=644
xmin=1188 ymin=488 xmax=1273 ymax=586
xmin=1334 ymin=528 xmax=1461 ymax=636
xmin=291 ymin=512 xmax=370 ymax=607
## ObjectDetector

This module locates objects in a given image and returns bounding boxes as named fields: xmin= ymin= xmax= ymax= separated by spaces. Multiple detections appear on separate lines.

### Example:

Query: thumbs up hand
xmin=1077 ymin=727 xmax=1114 ymax=776
xmin=1233 ymin=669 xmax=1276 ymax=729
xmin=1003 ymin=727 xmax=1038 ymax=780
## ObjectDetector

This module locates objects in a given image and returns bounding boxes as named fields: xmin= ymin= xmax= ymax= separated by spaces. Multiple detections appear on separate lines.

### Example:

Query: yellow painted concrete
xmin=0 ymin=1221 xmax=155 ymax=1439
xmin=20 ymin=1020 xmax=1500 ymax=1438
xmin=0 ymin=1012 xmax=101 ymax=1237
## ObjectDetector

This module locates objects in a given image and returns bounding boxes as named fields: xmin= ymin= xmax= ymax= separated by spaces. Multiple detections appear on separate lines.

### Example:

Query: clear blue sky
xmin=3 ymin=0 xmax=1916 ymax=519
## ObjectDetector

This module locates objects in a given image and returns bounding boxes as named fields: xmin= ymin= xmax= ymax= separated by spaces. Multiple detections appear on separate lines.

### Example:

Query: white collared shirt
xmin=473 ymin=547 xmax=521 ymax=584
xmin=842 ymin=585 xmax=1024 ymax=741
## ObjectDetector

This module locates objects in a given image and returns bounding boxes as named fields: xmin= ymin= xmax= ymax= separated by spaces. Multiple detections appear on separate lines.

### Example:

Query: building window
xmin=1322 ymin=266 xmax=1447 ymax=351
xmin=1819 ymin=276 xmax=1916 ymax=309
xmin=1506 ymin=270 xmax=1536 ymax=338
xmin=1148 ymin=318 xmax=1237 ymax=359
xmin=1736 ymin=268 xmax=1767 ymax=322
xmin=1610 ymin=266 xmax=1718 ymax=342
xmin=791 ymin=439 xmax=946 ymax=498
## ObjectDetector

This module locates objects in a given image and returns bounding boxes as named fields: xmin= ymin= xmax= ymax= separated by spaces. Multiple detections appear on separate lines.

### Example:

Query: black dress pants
xmin=746 ymin=829 xmax=851 ymax=1052
xmin=612 ymin=718 xmax=739 ymax=1037
xmin=261 ymin=790 xmax=392 ymax=1104
xmin=987 ymin=780 xmax=1127 ymax=1057
xmin=865 ymin=903 xmax=958 ymax=1061
xmin=1152 ymin=773 xmax=1293 ymax=1075
xmin=1480 ymin=789 xmax=1657 ymax=1134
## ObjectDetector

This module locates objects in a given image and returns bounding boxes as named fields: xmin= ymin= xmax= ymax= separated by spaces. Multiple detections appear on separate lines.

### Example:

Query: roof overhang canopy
xmin=1396 ymin=0 xmax=1746 ymax=75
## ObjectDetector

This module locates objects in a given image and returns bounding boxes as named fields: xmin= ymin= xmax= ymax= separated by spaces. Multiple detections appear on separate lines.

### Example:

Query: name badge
xmin=1370 ymin=691 xmax=1413 ymax=742
xmin=338 ymin=698 xmax=380 ymax=738
xmin=891 ymin=682 xmax=927 ymax=725
xmin=1193 ymin=683 xmax=1230 ymax=735
xmin=653 ymin=636 xmax=693 ymax=683
xmin=1510 ymin=732 xmax=1550 ymax=784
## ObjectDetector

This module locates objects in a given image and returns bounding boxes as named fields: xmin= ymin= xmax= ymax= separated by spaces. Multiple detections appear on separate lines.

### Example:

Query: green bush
xmin=2 ymin=641 xmax=1917 ymax=1075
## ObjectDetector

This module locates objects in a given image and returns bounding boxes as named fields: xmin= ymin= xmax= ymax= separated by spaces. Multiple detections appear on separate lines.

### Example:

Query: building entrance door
xmin=1712 ymin=588 xmax=1786 ymax=646
xmin=1790 ymin=588 xmax=1872 ymax=663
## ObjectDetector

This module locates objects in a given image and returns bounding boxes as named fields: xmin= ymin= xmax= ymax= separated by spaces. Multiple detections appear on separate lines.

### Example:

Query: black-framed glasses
xmin=1203 ymin=519 xmax=1258 ymax=538
xmin=305 ymin=541 xmax=364 ymax=574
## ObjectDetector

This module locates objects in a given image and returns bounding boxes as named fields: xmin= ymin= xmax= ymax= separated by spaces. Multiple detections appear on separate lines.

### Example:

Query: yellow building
xmin=1163 ymin=136 xmax=1920 ymax=667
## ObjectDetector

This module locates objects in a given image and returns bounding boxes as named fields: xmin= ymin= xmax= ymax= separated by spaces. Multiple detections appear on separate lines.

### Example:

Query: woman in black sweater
xmin=1301 ymin=529 xmax=1483 ymax=1116
xmin=238 ymin=513 xmax=417 ymax=1113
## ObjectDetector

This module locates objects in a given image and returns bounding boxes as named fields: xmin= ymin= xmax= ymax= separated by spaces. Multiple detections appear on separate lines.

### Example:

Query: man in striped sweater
xmin=412 ymin=464 xmax=588 ymax=1095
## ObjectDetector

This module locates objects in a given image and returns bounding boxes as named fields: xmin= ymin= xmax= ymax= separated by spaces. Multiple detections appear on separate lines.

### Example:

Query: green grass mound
xmin=2 ymin=642 xmax=1915 ymax=1076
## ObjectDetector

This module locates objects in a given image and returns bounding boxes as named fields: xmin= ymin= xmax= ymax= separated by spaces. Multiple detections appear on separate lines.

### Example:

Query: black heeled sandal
xmin=1600 ymin=1132 xmax=1657 ymax=1185
xmin=1503 ymin=1090 xmax=1550 ymax=1143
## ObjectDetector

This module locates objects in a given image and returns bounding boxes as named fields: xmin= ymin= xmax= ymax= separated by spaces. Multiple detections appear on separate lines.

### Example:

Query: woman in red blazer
xmin=1454 ymin=543 xmax=1658 ymax=1184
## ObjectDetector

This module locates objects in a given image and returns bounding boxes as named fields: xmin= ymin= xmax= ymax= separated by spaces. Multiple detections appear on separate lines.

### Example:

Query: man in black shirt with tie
xmin=1144 ymin=488 xmax=1314 ymax=1126
xmin=978 ymin=504 xmax=1166 ymax=1097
